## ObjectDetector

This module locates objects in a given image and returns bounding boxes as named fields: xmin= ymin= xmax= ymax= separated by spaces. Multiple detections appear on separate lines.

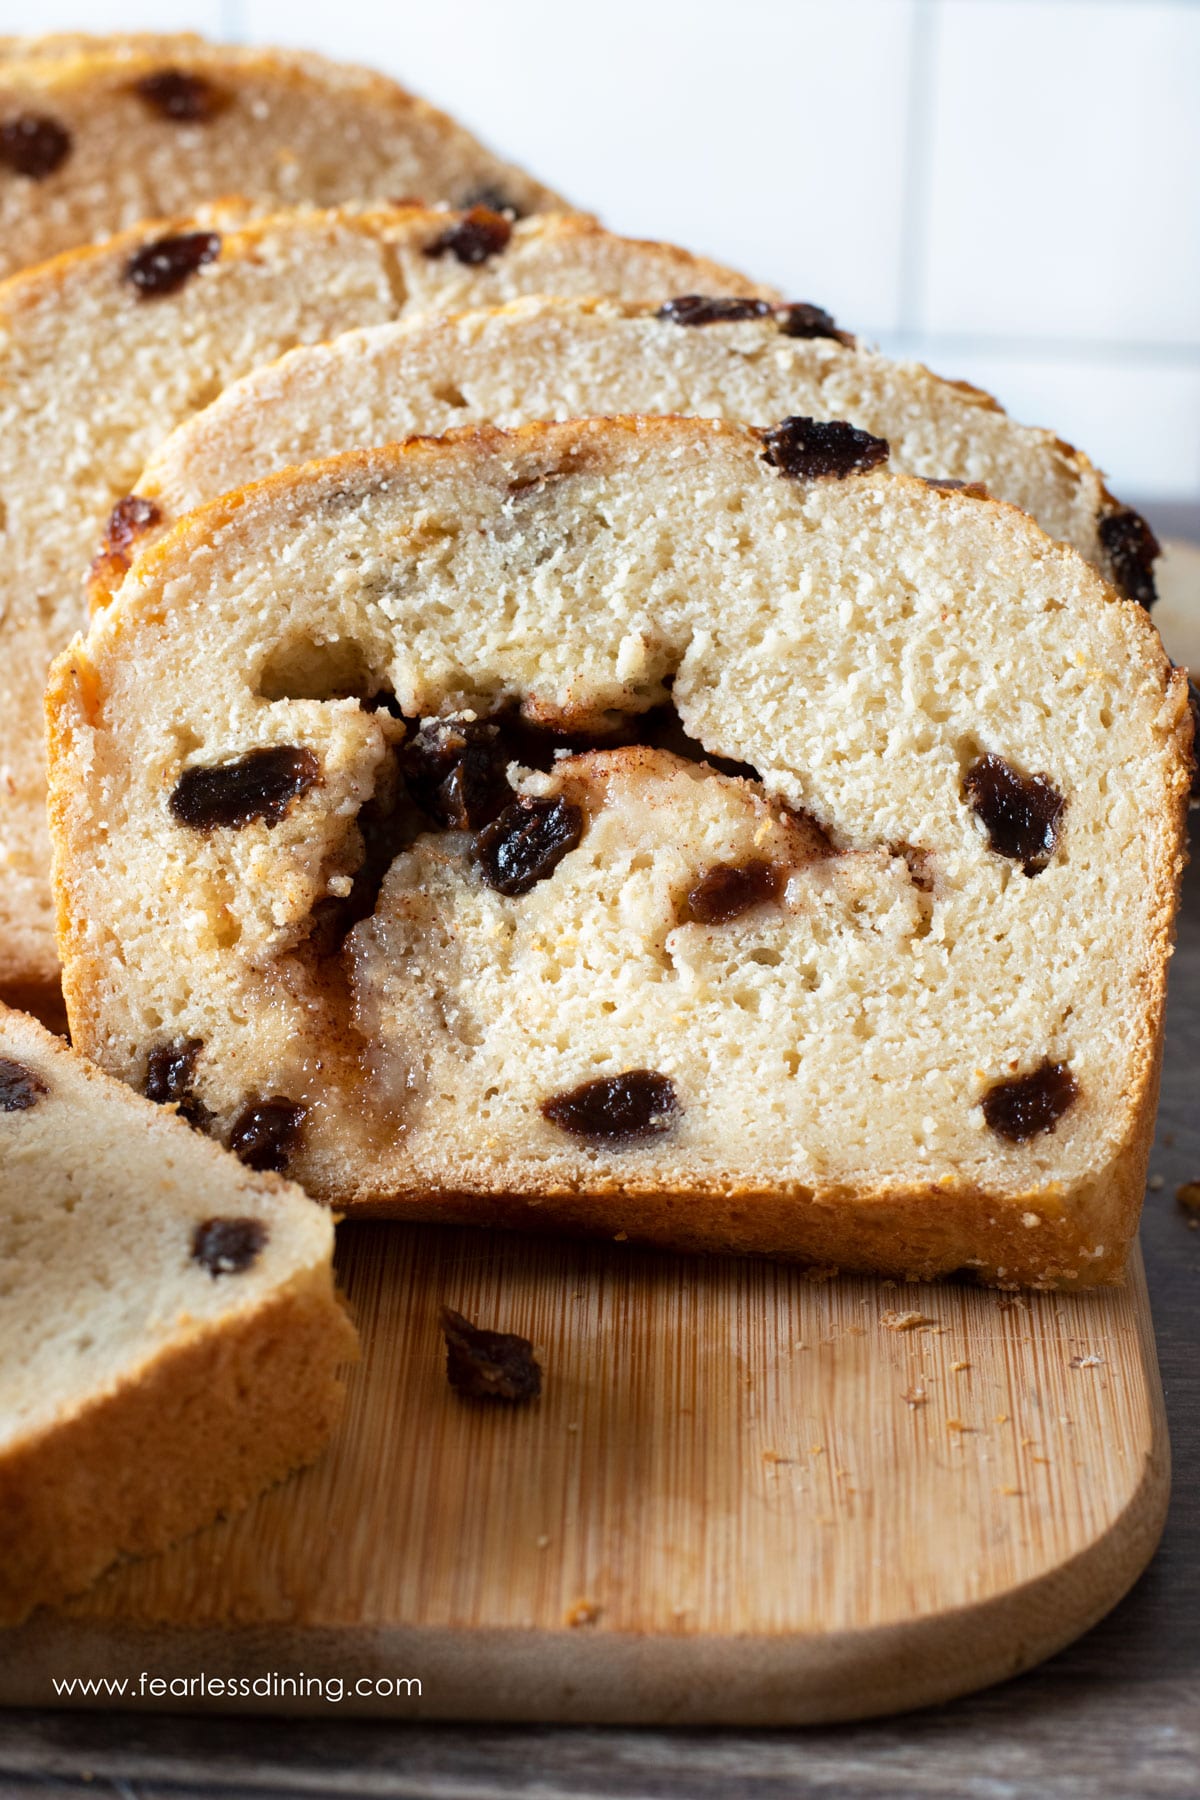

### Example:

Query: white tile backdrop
xmin=5 ymin=0 xmax=1198 ymax=503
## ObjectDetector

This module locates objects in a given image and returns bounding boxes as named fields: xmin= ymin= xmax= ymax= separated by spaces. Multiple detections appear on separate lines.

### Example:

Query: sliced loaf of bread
xmin=110 ymin=294 xmax=1154 ymax=611
xmin=0 ymin=1002 xmax=356 ymax=1626
xmin=46 ymin=418 xmax=1191 ymax=1286
xmin=0 ymin=37 xmax=566 ymax=279
xmin=0 ymin=208 xmax=774 ymax=1003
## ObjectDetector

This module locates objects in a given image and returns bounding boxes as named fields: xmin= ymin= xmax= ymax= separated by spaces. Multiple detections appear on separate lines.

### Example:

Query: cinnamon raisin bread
xmin=0 ymin=1002 xmax=356 ymax=1626
xmin=0 ymin=208 xmax=773 ymax=1004
xmin=0 ymin=37 xmax=566 ymax=280
xmin=110 ymin=294 xmax=1154 ymax=611
xmin=46 ymin=418 xmax=1191 ymax=1286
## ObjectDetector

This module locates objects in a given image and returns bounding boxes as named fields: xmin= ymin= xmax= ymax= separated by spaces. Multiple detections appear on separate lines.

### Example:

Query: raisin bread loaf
xmin=0 ymin=208 xmax=774 ymax=1006
xmin=0 ymin=37 xmax=566 ymax=280
xmin=109 ymin=293 xmax=1156 ymax=612
xmin=0 ymin=1001 xmax=356 ymax=1626
xmin=46 ymin=418 xmax=1191 ymax=1287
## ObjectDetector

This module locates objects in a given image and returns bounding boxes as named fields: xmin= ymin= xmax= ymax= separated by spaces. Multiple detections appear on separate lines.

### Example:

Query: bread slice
xmin=0 ymin=33 xmax=209 ymax=62
xmin=46 ymin=417 xmax=1191 ymax=1286
xmin=0 ymin=37 xmax=567 ymax=280
xmin=111 ymin=295 xmax=1152 ymax=613
xmin=0 ymin=1001 xmax=356 ymax=1626
xmin=0 ymin=209 xmax=774 ymax=1004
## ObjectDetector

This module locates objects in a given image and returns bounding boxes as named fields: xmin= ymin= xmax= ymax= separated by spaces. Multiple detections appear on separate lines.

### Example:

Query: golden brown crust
xmin=0 ymin=1272 xmax=356 ymax=1626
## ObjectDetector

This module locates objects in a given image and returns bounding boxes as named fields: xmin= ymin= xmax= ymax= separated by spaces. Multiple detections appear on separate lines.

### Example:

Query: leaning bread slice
xmin=0 ymin=208 xmax=774 ymax=1006
xmin=0 ymin=1002 xmax=356 ymax=1626
xmin=47 ymin=417 xmax=1191 ymax=1287
xmin=0 ymin=37 xmax=567 ymax=280
xmin=114 ymin=294 xmax=1156 ymax=611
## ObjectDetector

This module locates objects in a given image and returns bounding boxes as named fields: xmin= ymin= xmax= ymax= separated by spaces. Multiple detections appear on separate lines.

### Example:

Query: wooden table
xmin=4 ymin=657 xmax=1198 ymax=1796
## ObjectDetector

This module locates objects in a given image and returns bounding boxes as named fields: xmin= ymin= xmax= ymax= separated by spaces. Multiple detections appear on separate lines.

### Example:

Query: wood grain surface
xmin=0 ymin=1152 xmax=1168 ymax=1725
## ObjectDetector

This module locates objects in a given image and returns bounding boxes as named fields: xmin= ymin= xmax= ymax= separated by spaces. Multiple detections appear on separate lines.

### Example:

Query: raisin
xmin=103 ymin=494 xmax=161 ymax=555
xmin=228 ymin=1098 xmax=306 ymax=1174
xmin=191 ymin=1216 xmax=268 ymax=1276
xmin=422 ymin=206 xmax=512 ymax=266
xmin=0 ymin=113 xmax=71 ymax=179
xmin=0 ymin=1057 xmax=47 ymax=1112
xmin=124 ymin=230 xmax=221 ymax=299
xmin=440 ymin=1306 xmax=541 ymax=1403
xmin=685 ymin=859 xmax=785 ymax=924
xmin=134 ymin=68 xmax=224 ymax=122
xmin=542 ymin=1070 xmax=679 ymax=1145
xmin=922 ymin=476 xmax=990 ymax=500
xmin=145 ymin=1037 xmax=210 ymax=1128
xmin=655 ymin=294 xmax=773 ymax=327
xmin=477 ymin=797 xmax=583 ymax=896
xmin=169 ymin=746 xmax=320 ymax=830
xmin=776 ymin=302 xmax=843 ymax=341
xmin=457 ymin=184 xmax=525 ymax=220
xmin=981 ymin=1061 xmax=1078 ymax=1142
xmin=761 ymin=416 xmax=889 ymax=481
xmin=404 ymin=718 xmax=512 ymax=829
xmin=1099 ymin=508 xmax=1160 ymax=609
xmin=963 ymin=754 xmax=1064 ymax=874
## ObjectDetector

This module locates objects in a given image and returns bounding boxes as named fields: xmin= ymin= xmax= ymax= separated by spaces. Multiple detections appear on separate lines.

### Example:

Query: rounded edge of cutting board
xmin=0 ymin=1273 xmax=1170 ymax=1725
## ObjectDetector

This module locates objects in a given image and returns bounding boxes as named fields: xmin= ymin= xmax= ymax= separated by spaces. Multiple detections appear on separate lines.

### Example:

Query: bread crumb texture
xmin=46 ymin=417 xmax=1192 ymax=1286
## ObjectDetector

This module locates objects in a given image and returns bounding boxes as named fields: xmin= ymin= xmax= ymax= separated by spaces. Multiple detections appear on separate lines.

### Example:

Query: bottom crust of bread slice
xmin=46 ymin=417 xmax=1192 ymax=1287
xmin=0 ymin=1003 xmax=356 ymax=1626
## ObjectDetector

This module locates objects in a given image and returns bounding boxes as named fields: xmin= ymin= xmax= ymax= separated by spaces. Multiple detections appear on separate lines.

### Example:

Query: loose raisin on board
xmin=404 ymin=718 xmax=512 ymax=830
xmin=228 ymin=1098 xmax=306 ymax=1174
xmin=761 ymin=416 xmax=889 ymax=481
xmin=145 ymin=1038 xmax=210 ymax=1128
xmin=1099 ymin=507 xmax=1160 ymax=609
xmin=0 ymin=1057 xmax=47 ymax=1112
xmin=124 ymin=230 xmax=221 ymax=298
xmin=776 ymin=301 xmax=844 ymax=341
xmin=655 ymin=294 xmax=773 ymax=327
xmin=103 ymin=495 xmax=161 ymax=554
xmin=440 ymin=1307 xmax=541 ymax=1403
xmin=476 ymin=796 xmax=583 ymax=896
xmin=981 ymin=1062 xmax=1078 ymax=1142
xmin=542 ymin=1070 xmax=679 ymax=1145
xmin=0 ymin=113 xmax=71 ymax=179
xmin=685 ymin=859 xmax=785 ymax=924
xmin=191 ymin=1216 xmax=268 ymax=1276
xmin=963 ymin=753 xmax=1064 ymax=874
xmin=170 ymin=746 xmax=320 ymax=830
xmin=134 ymin=69 xmax=224 ymax=122
xmin=422 ymin=206 xmax=512 ymax=266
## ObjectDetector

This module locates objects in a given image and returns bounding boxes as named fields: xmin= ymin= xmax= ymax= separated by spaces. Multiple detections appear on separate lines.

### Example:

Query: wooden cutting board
xmin=0 ymin=1224 xmax=1167 ymax=1726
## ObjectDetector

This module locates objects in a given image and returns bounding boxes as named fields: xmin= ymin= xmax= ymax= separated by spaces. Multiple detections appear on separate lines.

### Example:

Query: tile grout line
xmin=896 ymin=0 xmax=938 ymax=340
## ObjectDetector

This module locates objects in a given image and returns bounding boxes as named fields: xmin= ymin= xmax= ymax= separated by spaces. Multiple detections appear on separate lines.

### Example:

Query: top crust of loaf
xmin=46 ymin=417 xmax=1192 ymax=1285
